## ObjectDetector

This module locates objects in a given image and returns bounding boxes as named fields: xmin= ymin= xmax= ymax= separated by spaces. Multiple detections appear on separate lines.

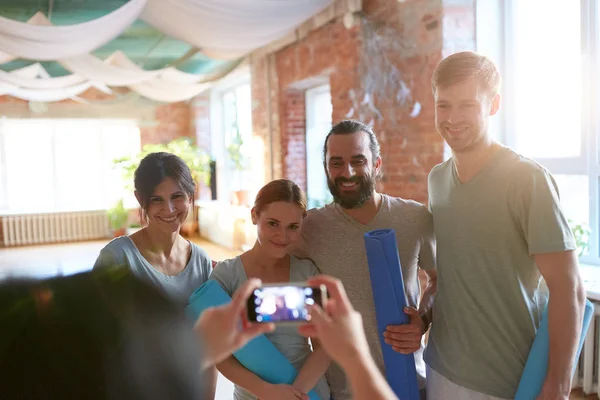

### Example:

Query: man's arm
xmin=418 ymin=269 xmax=437 ymax=330
xmin=535 ymin=250 xmax=586 ymax=399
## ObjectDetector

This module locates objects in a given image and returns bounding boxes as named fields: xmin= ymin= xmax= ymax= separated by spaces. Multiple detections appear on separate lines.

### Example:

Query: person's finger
xmin=230 ymin=278 xmax=262 ymax=314
xmin=392 ymin=345 xmax=420 ymax=354
xmin=306 ymin=276 xmax=351 ymax=313
xmin=297 ymin=324 xmax=319 ymax=338
xmin=292 ymin=387 xmax=308 ymax=400
xmin=385 ymin=325 xmax=422 ymax=334
xmin=384 ymin=336 xmax=420 ymax=347
xmin=238 ymin=323 xmax=275 ymax=344
xmin=403 ymin=307 xmax=419 ymax=315
xmin=306 ymin=303 xmax=331 ymax=328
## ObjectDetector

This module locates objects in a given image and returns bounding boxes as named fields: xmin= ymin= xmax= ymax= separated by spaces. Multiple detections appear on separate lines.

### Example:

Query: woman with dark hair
xmin=93 ymin=152 xmax=216 ymax=396
xmin=94 ymin=152 xmax=212 ymax=306
xmin=209 ymin=179 xmax=331 ymax=400
xmin=0 ymin=268 xmax=275 ymax=400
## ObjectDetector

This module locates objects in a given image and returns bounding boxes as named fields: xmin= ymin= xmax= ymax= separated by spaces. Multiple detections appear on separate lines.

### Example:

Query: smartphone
xmin=246 ymin=282 xmax=327 ymax=324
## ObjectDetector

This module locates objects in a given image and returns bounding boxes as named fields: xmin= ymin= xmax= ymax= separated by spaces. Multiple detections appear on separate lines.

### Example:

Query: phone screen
xmin=247 ymin=284 xmax=324 ymax=323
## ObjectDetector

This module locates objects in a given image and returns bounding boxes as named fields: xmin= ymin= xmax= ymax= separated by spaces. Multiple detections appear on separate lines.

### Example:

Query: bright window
xmin=480 ymin=0 xmax=599 ymax=263
xmin=305 ymin=84 xmax=333 ymax=208
xmin=0 ymin=119 xmax=141 ymax=214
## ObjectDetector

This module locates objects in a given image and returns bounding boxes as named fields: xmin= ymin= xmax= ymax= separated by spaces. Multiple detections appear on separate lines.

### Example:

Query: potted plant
xmin=569 ymin=219 xmax=591 ymax=257
xmin=126 ymin=222 xmax=142 ymax=236
xmin=107 ymin=199 xmax=129 ymax=237
xmin=113 ymin=137 xmax=212 ymax=191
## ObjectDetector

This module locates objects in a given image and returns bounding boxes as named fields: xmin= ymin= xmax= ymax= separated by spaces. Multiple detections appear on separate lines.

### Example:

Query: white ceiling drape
xmin=0 ymin=82 xmax=107 ymax=102
xmin=0 ymin=0 xmax=335 ymax=102
xmin=0 ymin=0 xmax=147 ymax=61
xmin=59 ymin=52 xmax=163 ymax=87
xmin=141 ymin=0 xmax=332 ymax=59
xmin=0 ymin=64 xmax=86 ymax=89
xmin=0 ymin=53 xmax=239 ymax=102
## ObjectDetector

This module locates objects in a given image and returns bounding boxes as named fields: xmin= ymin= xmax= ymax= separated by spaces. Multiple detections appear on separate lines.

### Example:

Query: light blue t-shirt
xmin=209 ymin=255 xmax=331 ymax=400
xmin=93 ymin=236 xmax=212 ymax=306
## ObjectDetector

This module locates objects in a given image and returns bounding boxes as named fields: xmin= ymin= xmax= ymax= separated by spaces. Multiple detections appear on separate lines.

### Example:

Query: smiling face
xmin=325 ymin=131 xmax=381 ymax=209
xmin=434 ymin=78 xmax=500 ymax=154
xmin=136 ymin=177 xmax=191 ymax=234
xmin=252 ymin=201 xmax=304 ymax=259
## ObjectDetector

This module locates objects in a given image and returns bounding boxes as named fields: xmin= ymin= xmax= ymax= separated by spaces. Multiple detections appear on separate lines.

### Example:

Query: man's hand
xmin=195 ymin=278 xmax=275 ymax=368
xmin=383 ymin=307 xmax=425 ymax=354
xmin=535 ymin=378 xmax=569 ymax=400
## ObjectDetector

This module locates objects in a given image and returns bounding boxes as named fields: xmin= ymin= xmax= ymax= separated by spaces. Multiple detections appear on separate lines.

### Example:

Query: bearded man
xmin=292 ymin=119 xmax=437 ymax=400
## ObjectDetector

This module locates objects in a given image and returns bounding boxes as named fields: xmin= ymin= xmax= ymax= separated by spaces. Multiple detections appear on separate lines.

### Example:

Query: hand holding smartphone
xmin=246 ymin=282 xmax=327 ymax=325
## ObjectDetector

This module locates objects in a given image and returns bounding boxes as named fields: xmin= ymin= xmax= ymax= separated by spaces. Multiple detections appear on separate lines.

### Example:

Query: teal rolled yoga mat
xmin=364 ymin=228 xmax=420 ymax=400
xmin=186 ymin=280 xmax=322 ymax=400
xmin=514 ymin=299 xmax=594 ymax=399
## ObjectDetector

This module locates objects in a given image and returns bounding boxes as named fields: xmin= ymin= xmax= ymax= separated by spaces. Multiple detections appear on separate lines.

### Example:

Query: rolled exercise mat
xmin=186 ymin=280 xmax=322 ymax=400
xmin=514 ymin=299 xmax=594 ymax=399
xmin=364 ymin=229 xmax=420 ymax=400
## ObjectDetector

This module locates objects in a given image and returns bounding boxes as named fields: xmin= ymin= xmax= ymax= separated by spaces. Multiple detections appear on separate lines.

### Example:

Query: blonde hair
xmin=432 ymin=51 xmax=501 ymax=99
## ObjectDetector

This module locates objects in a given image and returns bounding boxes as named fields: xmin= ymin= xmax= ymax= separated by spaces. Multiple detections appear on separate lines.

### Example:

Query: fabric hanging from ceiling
xmin=0 ymin=53 xmax=246 ymax=102
xmin=0 ymin=0 xmax=147 ymax=61
xmin=0 ymin=81 xmax=110 ymax=102
xmin=0 ymin=0 xmax=334 ymax=102
xmin=0 ymin=64 xmax=86 ymax=89
xmin=59 ymin=52 xmax=163 ymax=87
xmin=141 ymin=0 xmax=333 ymax=59
xmin=130 ymin=79 xmax=211 ymax=103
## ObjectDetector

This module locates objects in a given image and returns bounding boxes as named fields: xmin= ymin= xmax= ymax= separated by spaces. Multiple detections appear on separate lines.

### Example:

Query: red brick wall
xmin=140 ymin=102 xmax=193 ymax=146
xmin=252 ymin=0 xmax=476 ymax=205
xmin=280 ymin=89 xmax=307 ymax=192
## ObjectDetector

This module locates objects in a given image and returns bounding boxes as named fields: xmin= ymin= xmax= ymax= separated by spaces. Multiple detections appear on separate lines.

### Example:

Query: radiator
xmin=577 ymin=301 xmax=600 ymax=394
xmin=1 ymin=211 xmax=111 ymax=247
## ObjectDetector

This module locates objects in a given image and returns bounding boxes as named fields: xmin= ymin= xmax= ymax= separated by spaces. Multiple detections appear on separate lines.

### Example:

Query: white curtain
xmin=0 ymin=0 xmax=147 ymax=61
xmin=0 ymin=82 xmax=93 ymax=102
xmin=141 ymin=0 xmax=333 ymax=59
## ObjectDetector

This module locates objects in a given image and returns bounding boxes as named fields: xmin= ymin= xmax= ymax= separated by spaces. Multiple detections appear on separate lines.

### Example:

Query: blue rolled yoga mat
xmin=186 ymin=280 xmax=322 ymax=400
xmin=364 ymin=229 xmax=420 ymax=400
xmin=514 ymin=299 xmax=594 ymax=399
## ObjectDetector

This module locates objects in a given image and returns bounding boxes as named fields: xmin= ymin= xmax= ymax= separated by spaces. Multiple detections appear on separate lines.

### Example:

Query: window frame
xmin=480 ymin=0 xmax=600 ymax=264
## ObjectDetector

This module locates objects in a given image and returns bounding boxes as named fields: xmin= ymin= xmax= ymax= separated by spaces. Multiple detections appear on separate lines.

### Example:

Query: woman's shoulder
xmin=290 ymin=255 xmax=320 ymax=278
xmin=189 ymin=241 xmax=212 ymax=263
xmin=102 ymin=236 xmax=135 ymax=253
xmin=212 ymin=256 xmax=243 ymax=275
xmin=209 ymin=256 xmax=244 ymax=295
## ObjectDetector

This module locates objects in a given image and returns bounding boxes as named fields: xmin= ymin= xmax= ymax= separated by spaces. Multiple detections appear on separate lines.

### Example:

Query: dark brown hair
xmin=134 ymin=152 xmax=195 ymax=223
xmin=253 ymin=179 xmax=307 ymax=217
xmin=0 ymin=268 xmax=205 ymax=399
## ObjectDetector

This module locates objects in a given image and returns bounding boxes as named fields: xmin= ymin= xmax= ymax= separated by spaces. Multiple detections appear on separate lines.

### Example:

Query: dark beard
xmin=327 ymin=174 xmax=376 ymax=209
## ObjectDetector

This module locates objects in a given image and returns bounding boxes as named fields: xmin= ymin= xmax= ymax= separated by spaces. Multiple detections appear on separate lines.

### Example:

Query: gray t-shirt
xmin=294 ymin=195 xmax=436 ymax=399
xmin=425 ymin=147 xmax=576 ymax=399
xmin=209 ymin=256 xmax=331 ymax=400
xmin=93 ymin=236 xmax=212 ymax=306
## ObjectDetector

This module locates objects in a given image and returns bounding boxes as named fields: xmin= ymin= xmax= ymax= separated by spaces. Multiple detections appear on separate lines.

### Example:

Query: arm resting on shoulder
xmin=535 ymin=250 xmax=586 ymax=396
xmin=292 ymin=338 xmax=331 ymax=393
